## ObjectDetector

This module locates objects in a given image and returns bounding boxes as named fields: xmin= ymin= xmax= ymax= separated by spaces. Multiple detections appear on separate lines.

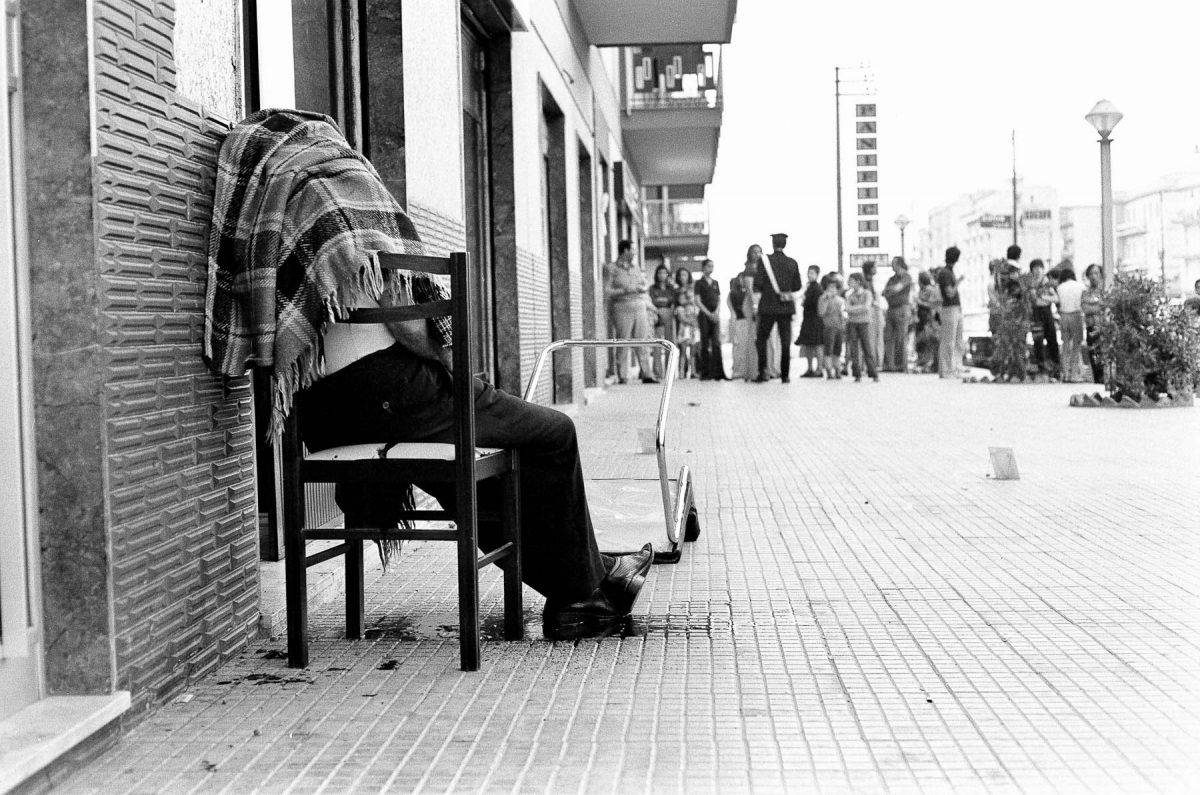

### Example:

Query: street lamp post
xmin=894 ymin=214 xmax=910 ymax=261
xmin=1086 ymin=100 xmax=1123 ymax=287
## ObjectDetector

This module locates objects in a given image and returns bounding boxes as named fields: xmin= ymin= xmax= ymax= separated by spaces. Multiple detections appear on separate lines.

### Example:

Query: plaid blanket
xmin=204 ymin=109 xmax=451 ymax=435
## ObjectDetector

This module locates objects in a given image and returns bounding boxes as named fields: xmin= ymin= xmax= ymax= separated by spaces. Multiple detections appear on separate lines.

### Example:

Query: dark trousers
xmin=1031 ymin=305 xmax=1060 ymax=373
xmin=883 ymin=307 xmax=911 ymax=371
xmin=298 ymin=344 xmax=607 ymax=604
xmin=698 ymin=313 xmax=725 ymax=379
xmin=756 ymin=314 xmax=792 ymax=379
xmin=846 ymin=321 xmax=878 ymax=378
xmin=1086 ymin=324 xmax=1105 ymax=384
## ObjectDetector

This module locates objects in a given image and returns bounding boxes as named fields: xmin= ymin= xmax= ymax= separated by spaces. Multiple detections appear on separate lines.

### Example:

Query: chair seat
xmin=307 ymin=442 xmax=503 ymax=461
xmin=304 ymin=442 xmax=513 ymax=482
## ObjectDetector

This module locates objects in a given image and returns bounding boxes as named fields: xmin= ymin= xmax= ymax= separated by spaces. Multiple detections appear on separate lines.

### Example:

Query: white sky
xmin=706 ymin=0 xmax=1200 ymax=281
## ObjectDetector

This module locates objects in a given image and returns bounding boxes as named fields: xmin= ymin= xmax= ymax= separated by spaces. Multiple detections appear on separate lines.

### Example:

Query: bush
xmin=1098 ymin=274 xmax=1200 ymax=400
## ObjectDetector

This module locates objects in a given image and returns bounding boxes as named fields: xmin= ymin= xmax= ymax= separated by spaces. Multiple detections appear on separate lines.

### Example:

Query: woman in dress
xmin=674 ymin=287 xmax=701 ymax=378
xmin=794 ymin=265 xmax=824 ymax=377
xmin=914 ymin=271 xmax=941 ymax=372
xmin=1081 ymin=263 xmax=1106 ymax=385
xmin=861 ymin=260 xmax=885 ymax=366
xmin=648 ymin=264 xmax=677 ymax=379
xmin=728 ymin=254 xmax=757 ymax=381
xmin=673 ymin=265 xmax=694 ymax=294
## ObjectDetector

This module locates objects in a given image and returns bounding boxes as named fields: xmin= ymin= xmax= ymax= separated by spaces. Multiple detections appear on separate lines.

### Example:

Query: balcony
xmin=621 ymin=45 xmax=723 ymax=186
xmin=643 ymin=196 xmax=710 ymax=257
xmin=570 ymin=0 xmax=737 ymax=46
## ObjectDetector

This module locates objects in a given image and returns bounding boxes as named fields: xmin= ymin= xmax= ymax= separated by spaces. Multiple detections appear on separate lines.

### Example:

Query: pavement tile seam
xmin=51 ymin=377 xmax=1200 ymax=793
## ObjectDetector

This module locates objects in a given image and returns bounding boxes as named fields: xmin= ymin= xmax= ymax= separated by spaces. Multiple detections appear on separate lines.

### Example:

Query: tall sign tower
xmin=835 ymin=65 xmax=883 ymax=273
xmin=852 ymin=102 xmax=882 ymax=269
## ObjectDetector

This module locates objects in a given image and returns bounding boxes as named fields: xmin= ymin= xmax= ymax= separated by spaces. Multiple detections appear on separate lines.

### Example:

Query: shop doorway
xmin=0 ymin=2 xmax=44 ymax=720
xmin=540 ymin=87 xmax=571 ymax=404
xmin=461 ymin=20 xmax=496 ymax=382
xmin=577 ymin=145 xmax=597 ymax=387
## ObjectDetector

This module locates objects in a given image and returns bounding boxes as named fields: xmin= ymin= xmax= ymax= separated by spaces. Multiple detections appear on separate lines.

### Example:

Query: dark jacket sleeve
xmin=753 ymin=260 xmax=766 ymax=292
xmin=786 ymin=260 xmax=803 ymax=293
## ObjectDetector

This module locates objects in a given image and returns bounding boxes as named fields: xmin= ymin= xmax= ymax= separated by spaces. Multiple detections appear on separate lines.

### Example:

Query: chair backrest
xmin=367 ymin=252 xmax=475 ymax=490
xmin=277 ymin=251 xmax=475 ymax=536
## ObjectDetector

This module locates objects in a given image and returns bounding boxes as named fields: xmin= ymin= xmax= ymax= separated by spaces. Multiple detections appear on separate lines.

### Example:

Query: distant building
xmin=632 ymin=44 xmax=725 ymax=272
xmin=1115 ymin=173 xmax=1200 ymax=298
xmin=1060 ymin=205 xmax=1102 ymax=271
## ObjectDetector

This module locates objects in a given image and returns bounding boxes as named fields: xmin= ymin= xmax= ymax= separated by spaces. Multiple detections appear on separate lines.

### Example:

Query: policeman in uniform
xmin=754 ymin=232 xmax=803 ymax=382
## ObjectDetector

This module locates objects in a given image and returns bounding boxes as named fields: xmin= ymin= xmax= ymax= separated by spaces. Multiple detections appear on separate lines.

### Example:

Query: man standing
xmin=694 ymin=259 xmax=727 ymax=380
xmin=882 ymin=256 xmax=914 ymax=372
xmin=1027 ymin=259 xmax=1061 ymax=378
xmin=1005 ymin=243 xmax=1023 ymax=274
xmin=754 ymin=233 xmax=802 ymax=382
xmin=604 ymin=240 xmax=658 ymax=384
xmin=937 ymin=246 xmax=965 ymax=378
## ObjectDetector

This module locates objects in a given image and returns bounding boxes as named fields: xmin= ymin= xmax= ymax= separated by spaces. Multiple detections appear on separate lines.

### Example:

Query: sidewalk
xmin=57 ymin=374 xmax=1200 ymax=792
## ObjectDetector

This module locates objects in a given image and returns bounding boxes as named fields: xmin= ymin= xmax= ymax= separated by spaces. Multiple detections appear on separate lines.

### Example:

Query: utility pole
xmin=835 ymin=67 xmax=844 ymax=275
xmin=1011 ymin=130 xmax=1019 ymax=247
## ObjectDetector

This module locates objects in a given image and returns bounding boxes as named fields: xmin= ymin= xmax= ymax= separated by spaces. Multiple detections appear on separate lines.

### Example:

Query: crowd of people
xmin=603 ymin=233 xmax=1174 ymax=386
xmin=605 ymin=240 xmax=727 ymax=382
xmin=984 ymin=245 xmax=1108 ymax=383
xmin=722 ymin=234 xmax=970 ymax=383
xmin=604 ymin=232 xmax=971 ymax=384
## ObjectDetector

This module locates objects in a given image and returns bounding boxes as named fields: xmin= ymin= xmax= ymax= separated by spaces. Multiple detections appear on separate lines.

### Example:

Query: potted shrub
xmin=1097 ymin=274 xmax=1200 ymax=402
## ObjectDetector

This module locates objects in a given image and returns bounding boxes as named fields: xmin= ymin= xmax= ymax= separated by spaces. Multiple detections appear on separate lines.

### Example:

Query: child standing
xmin=845 ymin=272 xmax=880 ymax=382
xmin=817 ymin=275 xmax=846 ymax=379
xmin=674 ymin=287 xmax=701 ymax=378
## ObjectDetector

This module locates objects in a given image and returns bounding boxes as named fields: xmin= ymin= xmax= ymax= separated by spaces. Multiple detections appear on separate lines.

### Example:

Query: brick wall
xmin=408 ymin=201 xmax=467 ymax=255
xmin=92 ymin=0 xmax=257 ymax=709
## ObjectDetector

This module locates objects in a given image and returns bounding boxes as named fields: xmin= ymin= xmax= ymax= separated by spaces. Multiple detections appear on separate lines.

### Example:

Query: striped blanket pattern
xmin=203 ymin=108 xmax=451 ymax=434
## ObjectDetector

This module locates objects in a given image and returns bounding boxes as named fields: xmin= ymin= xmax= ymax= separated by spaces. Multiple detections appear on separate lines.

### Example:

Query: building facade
xmin=629 ymin=43 xmax=724 ymax=272
xmin=1060 ymin=204 xmax=1102 ymax=270
xmin=1114 ymin=173 xmax=1200 ymax=298
xmin=0 ymin=0 xmax=734 ymax=786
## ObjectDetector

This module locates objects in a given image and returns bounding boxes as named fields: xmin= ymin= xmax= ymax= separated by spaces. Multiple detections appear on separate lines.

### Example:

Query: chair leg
xmin=501 ymin=460 xmax=524 ymax=641
xmin=284 ymin=526 xmax=309 ymax=668
xmin=458 ymin=505 xmax=481 ymax=672
xmin=345 ymin=537 xmax=365 ymax=640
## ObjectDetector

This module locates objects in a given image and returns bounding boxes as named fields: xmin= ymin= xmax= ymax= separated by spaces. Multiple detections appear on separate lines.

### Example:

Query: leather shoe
xmin=640 ymin=375 xmax=660 ymax=384
xmin=543 ymin=592 xmax=622 ymax=640
xmin=602 ymin=543 xmax=653 ymax=614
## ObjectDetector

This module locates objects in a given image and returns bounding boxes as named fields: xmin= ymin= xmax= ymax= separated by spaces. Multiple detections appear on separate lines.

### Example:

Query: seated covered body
xmin=203 ymin=109 xmax=649 ymax=639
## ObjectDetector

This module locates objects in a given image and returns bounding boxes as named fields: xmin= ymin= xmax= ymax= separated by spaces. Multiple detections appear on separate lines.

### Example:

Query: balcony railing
xmin=644 ymin=199 xmax=709 ymax=238
xmin=629 ymin=90 xmax=722 ymax=112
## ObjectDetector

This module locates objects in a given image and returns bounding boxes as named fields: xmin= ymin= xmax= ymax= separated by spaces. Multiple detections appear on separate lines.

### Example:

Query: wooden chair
xmin=279 ymin=251 xmax=523 ymax=672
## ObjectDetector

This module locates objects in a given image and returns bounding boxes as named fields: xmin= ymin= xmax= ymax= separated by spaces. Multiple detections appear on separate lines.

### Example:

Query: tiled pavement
xmin=59 ymin=373 xmax=1200 ymax=792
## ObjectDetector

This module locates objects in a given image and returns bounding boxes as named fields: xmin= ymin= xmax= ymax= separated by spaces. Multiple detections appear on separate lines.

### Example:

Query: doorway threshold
xmin=0 ymin=692 xmax=130 ymax=792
